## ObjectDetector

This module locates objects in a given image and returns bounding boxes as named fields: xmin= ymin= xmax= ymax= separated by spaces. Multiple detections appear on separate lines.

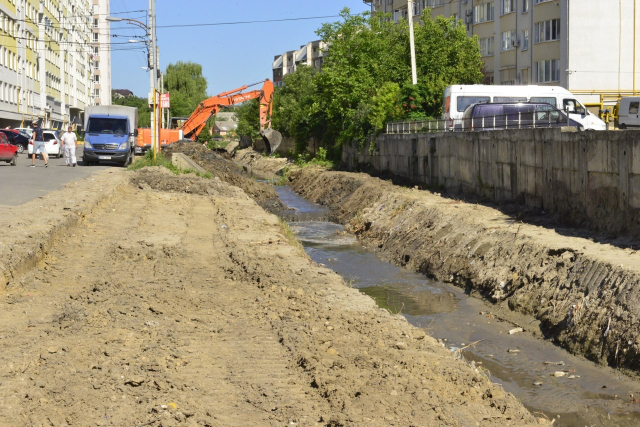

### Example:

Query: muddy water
xmin=274 ymin=185 xmax=640 ymax=427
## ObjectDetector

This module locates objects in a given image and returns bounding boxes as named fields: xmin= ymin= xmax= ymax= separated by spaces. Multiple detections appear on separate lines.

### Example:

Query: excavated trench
xmin=271 ymin=184 xmax=640 ymax=426
xmin=266 ymin=176 xmax=640 ymax=427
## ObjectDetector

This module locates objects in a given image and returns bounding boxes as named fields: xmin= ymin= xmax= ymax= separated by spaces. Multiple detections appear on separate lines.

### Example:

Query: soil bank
xmin=0 ymin=166 xmax=542 ymax=425
xmin=287 ymin=167 xmax=640 ymax=373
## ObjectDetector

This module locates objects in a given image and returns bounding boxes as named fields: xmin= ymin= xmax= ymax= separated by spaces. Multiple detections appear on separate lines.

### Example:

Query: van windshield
xmin=86 ymin=118 xmax=128 ymax=135
xmin=457 ymin=96 xmax=490 ymax=112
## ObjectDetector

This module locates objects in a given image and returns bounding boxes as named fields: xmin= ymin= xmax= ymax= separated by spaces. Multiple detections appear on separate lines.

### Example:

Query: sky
xmin=108 ymin=1 xmax=371 ymax=98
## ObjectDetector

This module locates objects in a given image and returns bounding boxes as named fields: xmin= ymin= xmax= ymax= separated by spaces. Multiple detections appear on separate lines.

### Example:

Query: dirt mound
xmin=130 ymin=166 xmax=241 ymax=198
xmin=163 ymin=142 xmax=285 ymax=212
xmin=0 ymin=168 xmax=544 ymax=426
xmin=233 ymin=148 xmax=291 ymax=179
xmin=289 ymin=167 xmax=640 ymax=372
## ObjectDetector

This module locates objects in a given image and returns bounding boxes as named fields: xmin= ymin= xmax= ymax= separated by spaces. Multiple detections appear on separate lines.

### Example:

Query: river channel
xmin=273 ymin=185 xmax=640 ymax=427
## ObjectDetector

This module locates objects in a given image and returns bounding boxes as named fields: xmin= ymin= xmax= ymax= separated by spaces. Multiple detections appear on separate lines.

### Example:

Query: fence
xmin=386 ymin=111 xmax=574 ymax=134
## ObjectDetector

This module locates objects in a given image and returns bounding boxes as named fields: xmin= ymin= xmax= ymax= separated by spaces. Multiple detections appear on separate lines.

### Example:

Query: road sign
xmin=160 ymin=93 xmax=170 ymax=109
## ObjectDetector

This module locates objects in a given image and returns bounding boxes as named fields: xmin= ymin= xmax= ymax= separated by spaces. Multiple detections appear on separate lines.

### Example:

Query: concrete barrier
xmin=343 ymin=129 xmax=640 ymax=237
xmin=171 ymin=152 xmax=207 ymax=174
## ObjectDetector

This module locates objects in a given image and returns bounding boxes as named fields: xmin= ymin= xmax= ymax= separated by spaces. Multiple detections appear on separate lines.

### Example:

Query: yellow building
xmin=0 ymin=0 xmax=108 ymax=129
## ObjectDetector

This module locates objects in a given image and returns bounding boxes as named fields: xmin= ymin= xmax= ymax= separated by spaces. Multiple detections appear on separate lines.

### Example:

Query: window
xmin=479 ymin=37 xmax=494 ymax=56
xmin=630 ymin=102 xmax=640 ymax=115
xmin=457 ymin=96 xmax=490 ymax=112
xmin=522 ymin=0 xmax=529 ymax=12
xmin=474 ymin=2 xmax=494 ymax=24
xmin=502 ymin=0 xmax=515 ymax=14
xmin=428 ymin=0 xmax=445 ymax=6
xmin=94 ymin=88 xmax=100 ymax=97
xmin=563 ymin=99 xmax=580 ymax=113
xmin=522 ymin=29 xmax=529 ymax=50
xmin=535 ymin=59 xmax=560 ymax=82
xmin=93 ymin=32 xmax=98 ymax=41
xmin=501 ymin=30 xmax=516 ymax=51
xmin=94 ymin=74 xmax=99 ymax=83
xmin=534 ymin=19 xmax=560 ymax=43
xmin=534 ymin=0 xmax=551 ymax=3
xmin=494 ymin=96 xmax=526 ymax=102
xmin=500 ymin=68 xmax=516 ymax=85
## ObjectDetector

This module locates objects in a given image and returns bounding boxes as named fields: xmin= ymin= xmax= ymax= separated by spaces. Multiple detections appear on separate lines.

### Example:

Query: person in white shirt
xmin=60 ymin=126 xmax=78 ymax=167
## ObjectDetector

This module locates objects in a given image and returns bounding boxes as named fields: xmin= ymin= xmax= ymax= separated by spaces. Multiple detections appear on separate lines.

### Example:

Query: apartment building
xmin=273 ymin=40 xmax=326 ymax=87
xmin=364 ymin=0 xmax=640 ymax=105
xmin=91 ymin=0 xmax=110 ymax=106
xmin=0 ymin=0 xmax=102 ymax=130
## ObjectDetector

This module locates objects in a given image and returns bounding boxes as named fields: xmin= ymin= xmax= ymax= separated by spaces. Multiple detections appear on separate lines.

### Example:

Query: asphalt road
xmin=0 ymin=147 xmax=116 ymax=206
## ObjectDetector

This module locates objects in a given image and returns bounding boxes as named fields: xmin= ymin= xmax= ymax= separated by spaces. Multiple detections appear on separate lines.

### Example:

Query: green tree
xmin=164 ymin=61 xmax=208 ymax=119
xmin=112 ymin=95 xmax=151 ymax=127
xmin=272 ymin=65 xmax=324 ymax=154
xmin=235 ymin=98 xmax=260 ymax=142
xmin=273 ymin=8 xmax=483 ymax=155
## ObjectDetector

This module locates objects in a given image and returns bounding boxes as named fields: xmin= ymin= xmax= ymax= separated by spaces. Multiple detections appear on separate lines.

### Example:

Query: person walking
xmin=30 ymin=120 xmax=48 ymax=168
xmin=61 ymin=125 xmax=78 ymax=167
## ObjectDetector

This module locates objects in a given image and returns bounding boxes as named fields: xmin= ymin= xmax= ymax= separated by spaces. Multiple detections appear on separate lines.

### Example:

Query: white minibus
xmin=442 ymin=85 xmax=607 ymax=130
xmin=617 ymin=96 xmax=640 ymax=129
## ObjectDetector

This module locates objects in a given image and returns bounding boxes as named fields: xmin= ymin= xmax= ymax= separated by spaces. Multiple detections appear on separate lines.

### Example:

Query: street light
xmin=106 ymin=5 xmax=159 ymax=159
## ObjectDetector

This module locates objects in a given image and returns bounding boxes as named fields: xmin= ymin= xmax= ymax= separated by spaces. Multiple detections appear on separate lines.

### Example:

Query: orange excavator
xmin=180 ymin=79 xmax=282 ymax=154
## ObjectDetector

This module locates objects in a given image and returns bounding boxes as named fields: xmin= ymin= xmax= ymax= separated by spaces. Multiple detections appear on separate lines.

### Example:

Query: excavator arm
xmin=180 ymin=79 xmax=281 ymax=153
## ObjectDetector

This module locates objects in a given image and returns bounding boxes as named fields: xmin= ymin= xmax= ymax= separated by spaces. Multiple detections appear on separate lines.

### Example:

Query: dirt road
xmin=0 ymin=166 xmax=542 ymax=425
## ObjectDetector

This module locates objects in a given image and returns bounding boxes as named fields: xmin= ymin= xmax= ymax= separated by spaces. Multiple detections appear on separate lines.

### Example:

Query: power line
xmin=154 ymin=15 xmax=342 ymax=29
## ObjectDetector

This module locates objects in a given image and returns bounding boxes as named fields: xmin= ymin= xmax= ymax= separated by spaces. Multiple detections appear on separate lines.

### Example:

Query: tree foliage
xmin=272 ymin=8 xmax=484 ymax=156
xmin=235 ymin=98 xmax=260 ymax=142
xmin=164 ymin=61 xmax=208 ymax=118
xmin=164 ymin=61 xmax=210 ymax=140
xmin=112 ymin=95 xmax=150 ymax=127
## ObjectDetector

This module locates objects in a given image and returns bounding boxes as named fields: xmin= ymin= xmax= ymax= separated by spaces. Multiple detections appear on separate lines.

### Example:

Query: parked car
xmin=0 ymin=129 xmax=30 ymax=153
xmin=28 ymin=129 xmax=62 ymax=158
xmin=462 ymin=102 xmax=584 ymax=131
xmin=0 ymin=132 xmax=18 ymax=165
xmin=15 ymin=127 xmax=33 ymax=138
xmin=616 ymin=96 xmax=640 ymax=129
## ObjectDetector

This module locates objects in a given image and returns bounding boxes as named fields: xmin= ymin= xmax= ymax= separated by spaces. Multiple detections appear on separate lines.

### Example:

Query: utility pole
xmin=407 ymin=0 xmax=418 ymax=85
xmin=149 ymin=0 xmax=158 ymax=157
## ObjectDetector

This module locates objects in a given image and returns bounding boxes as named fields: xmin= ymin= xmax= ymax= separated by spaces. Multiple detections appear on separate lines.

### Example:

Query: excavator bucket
xmin=260 ymin=129 xmax=282 ymax=154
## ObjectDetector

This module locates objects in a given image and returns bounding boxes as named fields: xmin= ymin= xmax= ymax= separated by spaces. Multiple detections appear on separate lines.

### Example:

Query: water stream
xmin=273 ymin=185 xmax=640 ymax=427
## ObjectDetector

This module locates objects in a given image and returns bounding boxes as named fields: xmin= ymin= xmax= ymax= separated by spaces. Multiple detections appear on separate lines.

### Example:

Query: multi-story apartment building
xmin=273 ymin=40 xmax=326 ymax=87
xmin=0 ymin=0 xmax=106 ymax=130
xmin=91 ymin=0 xmax=110 ymax=106
xmin=365 ymin=0 xmax=640 ymax=105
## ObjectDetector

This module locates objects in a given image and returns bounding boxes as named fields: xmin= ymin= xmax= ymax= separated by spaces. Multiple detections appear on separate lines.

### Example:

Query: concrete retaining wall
xmin=343 ymin=129 xmax=640 ymax=237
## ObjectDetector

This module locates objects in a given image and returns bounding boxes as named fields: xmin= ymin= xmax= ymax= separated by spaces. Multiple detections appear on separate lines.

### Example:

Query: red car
xmin=0 ymin=132 xmax=18 ymax=166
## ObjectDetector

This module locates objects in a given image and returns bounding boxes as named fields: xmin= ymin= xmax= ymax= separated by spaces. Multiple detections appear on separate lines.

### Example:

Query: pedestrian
xmin=30 ymin=120 xmax=48 ymax=168
xmin=61 ymin=125 xmax=78 ymax=167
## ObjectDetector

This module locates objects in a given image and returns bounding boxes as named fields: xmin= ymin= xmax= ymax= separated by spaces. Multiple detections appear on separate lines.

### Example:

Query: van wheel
xmin=619 ymin=123 xmax=627 ymax=130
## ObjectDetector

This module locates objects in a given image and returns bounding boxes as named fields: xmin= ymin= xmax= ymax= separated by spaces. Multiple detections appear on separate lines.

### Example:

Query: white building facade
xmin=272 ymin=40 xmax=326 ymax=87
xmin=91 ymin=0 xmax=110 ymax=106
xmin=365 ymin=0 xmax=640 ymax=106
xmin=0 ymin=0 xmax=104 ymax=130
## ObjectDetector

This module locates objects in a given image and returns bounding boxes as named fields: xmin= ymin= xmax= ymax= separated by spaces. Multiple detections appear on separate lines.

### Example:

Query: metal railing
xmin=386 ymin=112 xmax=573 ymax=134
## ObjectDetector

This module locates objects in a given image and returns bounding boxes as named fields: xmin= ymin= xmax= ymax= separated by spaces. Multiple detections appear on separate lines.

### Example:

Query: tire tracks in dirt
xmin=0 ymin=166 xmax=544 ymax=426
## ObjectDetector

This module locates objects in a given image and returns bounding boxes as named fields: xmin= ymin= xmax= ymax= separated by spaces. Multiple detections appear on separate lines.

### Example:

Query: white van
xmin=617 ymin=96 xmax=640 ymax=129
xmin=442 ymin=85 xmax=607 ymax=131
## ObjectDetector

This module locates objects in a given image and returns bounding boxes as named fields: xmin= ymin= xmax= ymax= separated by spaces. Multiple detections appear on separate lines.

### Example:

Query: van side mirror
xmin=133 ymin=129 xmax=139 ymax=137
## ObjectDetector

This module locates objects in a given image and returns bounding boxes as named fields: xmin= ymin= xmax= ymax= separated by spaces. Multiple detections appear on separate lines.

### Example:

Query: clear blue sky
xmin=108 ymin=1 xmax=370 ymax=98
